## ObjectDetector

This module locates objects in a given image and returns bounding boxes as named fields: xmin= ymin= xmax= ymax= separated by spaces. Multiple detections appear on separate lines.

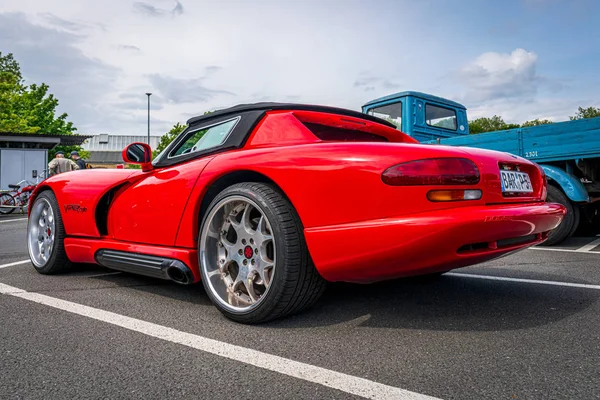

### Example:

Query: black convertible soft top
xmin=186 ymin=102 xmax=396 ymax=128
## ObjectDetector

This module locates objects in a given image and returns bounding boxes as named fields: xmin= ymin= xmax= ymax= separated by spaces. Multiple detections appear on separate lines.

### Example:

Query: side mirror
xmin=122 ymin=142 xmax=153 ymax=172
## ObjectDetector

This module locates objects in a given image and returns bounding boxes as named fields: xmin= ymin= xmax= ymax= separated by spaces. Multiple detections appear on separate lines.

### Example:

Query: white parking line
xmin=575 ymin=237 xmax=600 ymax=252
xmin=0 ymin=260 xmax=30 ymax=269
xmin=0 ymin=282 xmax=439 ymax=400
xmin=447 ymin=272 xmax=600 ymax=290
xmin=530 ymin=247 xmax=599 ymax=253
xmin=0 ymin=218 xmax=27 ymax=223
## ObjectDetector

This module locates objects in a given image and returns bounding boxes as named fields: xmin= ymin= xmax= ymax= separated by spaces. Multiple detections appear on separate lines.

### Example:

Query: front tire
xmin=542 ymin=185 xmax=580 ymax=246
xmin=27 ymin=190 xmax=73 ymax=274
xmin=198 ymin=182 xmax=326 ymax=324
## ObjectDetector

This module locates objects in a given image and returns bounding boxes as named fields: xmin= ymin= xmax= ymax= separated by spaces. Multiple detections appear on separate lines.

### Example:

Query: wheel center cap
xmin=244 ymin=246 xmax=253 ymax=259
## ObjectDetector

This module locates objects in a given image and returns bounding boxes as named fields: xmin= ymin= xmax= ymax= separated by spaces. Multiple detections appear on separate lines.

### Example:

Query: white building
xmin=81 ymin=134 xmax=161 ymax=166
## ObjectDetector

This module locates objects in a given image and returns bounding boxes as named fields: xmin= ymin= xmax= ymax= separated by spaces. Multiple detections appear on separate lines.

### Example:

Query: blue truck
xmin=362 ymin=91 xmax=600 ymax=245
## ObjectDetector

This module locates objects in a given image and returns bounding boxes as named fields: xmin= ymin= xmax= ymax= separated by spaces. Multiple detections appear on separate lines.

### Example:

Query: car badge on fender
xmin=64 ymin=204 xmax=88 ymax=213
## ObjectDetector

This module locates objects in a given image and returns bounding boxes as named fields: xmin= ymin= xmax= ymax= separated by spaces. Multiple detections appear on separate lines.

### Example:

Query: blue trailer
xmin=362 ymin=91 xmax=600 ymax=245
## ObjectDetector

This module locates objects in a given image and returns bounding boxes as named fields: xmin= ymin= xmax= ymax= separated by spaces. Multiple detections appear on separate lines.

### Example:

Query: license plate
xmin=500 ymin=170 xmax=533 ymax=193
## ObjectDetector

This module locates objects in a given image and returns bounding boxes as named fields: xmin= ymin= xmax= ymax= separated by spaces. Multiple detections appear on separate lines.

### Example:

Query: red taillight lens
xmin=382 ymin=158 xmax=480 ymax=186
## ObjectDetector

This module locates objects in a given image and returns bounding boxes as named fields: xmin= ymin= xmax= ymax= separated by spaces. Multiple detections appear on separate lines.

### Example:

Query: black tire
xmin=27 ymin=190 xmax=73 ymax=274
xmin=199 ymin=182 xmax=326 ymax=324
xmin=542 ymin=185 xmax=579 ymax=246
xmin=0 ymin=193 xmax=16 ymax=214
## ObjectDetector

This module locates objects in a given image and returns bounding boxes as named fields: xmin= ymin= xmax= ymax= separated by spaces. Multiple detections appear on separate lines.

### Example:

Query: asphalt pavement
xmin=1 ymin=214 xmax=599 ymax=400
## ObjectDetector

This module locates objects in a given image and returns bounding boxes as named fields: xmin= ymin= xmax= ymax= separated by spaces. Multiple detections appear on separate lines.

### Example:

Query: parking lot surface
xmin=1 ymin=214 xmax=599 ymax=399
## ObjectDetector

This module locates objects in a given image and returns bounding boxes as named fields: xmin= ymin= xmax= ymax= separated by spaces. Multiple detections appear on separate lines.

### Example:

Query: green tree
xmin=48 ymin=145 xmax=91 ymax=161
xmin=153 ymin=122 xmax=186 ymax=158
xmin=0 ymin=52 xmax=21 ymax=79
xmin=152 ymin=111 xmax=212 ymax=159
xmin=569 ymin=106 xmax=600 ymax=120
xmin=521 ymin=119 xmax=553 ymax=127
xmin=0 ymin=52 xmax=76 ymax=135
xmin=468 ymin=115 xmax=520 ymax=134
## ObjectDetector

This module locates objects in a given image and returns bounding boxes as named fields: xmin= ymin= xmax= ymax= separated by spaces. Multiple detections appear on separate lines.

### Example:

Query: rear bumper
xmin=304 ymin=202 xmax=566 ymax=283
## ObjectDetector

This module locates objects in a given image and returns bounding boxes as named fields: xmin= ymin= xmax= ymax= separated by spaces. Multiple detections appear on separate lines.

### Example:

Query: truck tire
xmin=542 ymin=185 xmax=580 ymax=246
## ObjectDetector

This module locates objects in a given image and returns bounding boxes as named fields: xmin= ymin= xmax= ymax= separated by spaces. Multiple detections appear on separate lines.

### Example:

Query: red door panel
xmin=108 ymin=158 xmax=211 ymax=246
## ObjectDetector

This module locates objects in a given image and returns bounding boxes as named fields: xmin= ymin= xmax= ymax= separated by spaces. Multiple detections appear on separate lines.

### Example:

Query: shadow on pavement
xmin=88 ymin=269 xmax=599 ymax=332
xmin=269 ymin=274 xmax=600 ymax=331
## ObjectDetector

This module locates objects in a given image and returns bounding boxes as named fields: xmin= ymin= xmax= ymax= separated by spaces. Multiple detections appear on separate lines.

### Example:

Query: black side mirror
xmin=32 ymin=170 xmax=38 ymax=178
xmin=122 ymin=142 xmax=153 ymax=172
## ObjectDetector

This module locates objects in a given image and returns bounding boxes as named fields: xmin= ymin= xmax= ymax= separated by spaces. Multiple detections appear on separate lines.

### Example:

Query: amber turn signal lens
xmin=427 ymin=189 xmax=482 ymax=202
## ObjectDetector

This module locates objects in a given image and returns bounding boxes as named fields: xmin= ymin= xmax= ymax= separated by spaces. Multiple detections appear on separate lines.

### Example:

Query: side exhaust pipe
xmin=166 ymin=263 xmax=193 ymax=285
xmin=95 ymin=249 xmax=195 ymax=284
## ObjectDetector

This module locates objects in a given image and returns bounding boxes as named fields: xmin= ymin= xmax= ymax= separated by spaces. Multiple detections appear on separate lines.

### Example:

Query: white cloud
xmin=455 ymin=48 xmax=600 ymax=124
xmin=459 ymin=48 xmax=539 ymax=102
xmin=0 ymin=1 xmax=598 ymax=134
xmin=0 ymin=0 xmax=431 ymax=135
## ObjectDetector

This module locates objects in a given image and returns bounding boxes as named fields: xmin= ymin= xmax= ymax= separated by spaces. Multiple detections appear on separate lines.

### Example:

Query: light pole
xmin=145 ymin=92 xmax=152 ymax=145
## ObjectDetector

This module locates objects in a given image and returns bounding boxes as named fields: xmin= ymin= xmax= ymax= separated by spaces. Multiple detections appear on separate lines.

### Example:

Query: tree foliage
xmin=521 ymin=119 xmax=553 ymax=127
xmin=468 ymin=116 xmax=520 ymax=134
xmin=569 ymin=106 xmax=600 ymax=120
xmin=0 ymin=52 xmax=21 ymax=79
xmin=469 ymin=105 xmax=600 ymax=134
xmin=153 ymin=122 xmax=186 ymax=158
xmin=48 ymin=145 xmax=91 ymax=161
xmin=152 ymin=111 xmax=212 ymax=159
xmin=0 ymin=52 xmax=76 ymax=135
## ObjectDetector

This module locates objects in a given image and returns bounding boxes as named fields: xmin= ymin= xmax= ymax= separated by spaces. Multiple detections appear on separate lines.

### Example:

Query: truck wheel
xmin=542 ymin=185 xmax=580 ymax=246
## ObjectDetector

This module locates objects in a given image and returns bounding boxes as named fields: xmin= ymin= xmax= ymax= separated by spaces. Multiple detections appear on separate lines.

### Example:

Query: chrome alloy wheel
xmin=27 ymin=198 xmax=56 ymax=267
xmin=200 ymin=196 xmax=276 ymax=312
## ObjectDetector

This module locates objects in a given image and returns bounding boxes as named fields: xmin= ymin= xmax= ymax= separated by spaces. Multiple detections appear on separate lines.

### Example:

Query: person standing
xmin=70 ymin=150 xmax=88 ymax=170
xmin=48 ymin=151 xmax=79 ymax=176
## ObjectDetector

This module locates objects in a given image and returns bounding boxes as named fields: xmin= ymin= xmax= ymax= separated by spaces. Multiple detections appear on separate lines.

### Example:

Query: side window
xmin=425 ymin=104 xmax=457 ymax=130
xmin=367 ymin=102 xmax=402 ymax=129
xmin=170 ymin=117 xmax=239 ymax=158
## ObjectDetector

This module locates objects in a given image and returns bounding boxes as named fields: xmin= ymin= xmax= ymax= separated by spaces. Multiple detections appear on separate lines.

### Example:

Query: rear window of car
xmin=170 ymin=117 xmax=239 ymax=158
xmin=301 ymin=122 xmax=388 ymax=142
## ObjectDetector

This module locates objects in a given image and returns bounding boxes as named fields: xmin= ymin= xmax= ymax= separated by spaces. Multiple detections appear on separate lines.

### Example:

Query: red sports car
xmin=27 ymin=103 xmax=565 ymax=323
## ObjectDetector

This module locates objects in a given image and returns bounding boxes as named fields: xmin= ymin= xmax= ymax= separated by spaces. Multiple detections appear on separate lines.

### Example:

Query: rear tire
xmin=0 ymin=193 xmax=16 ymax=214
xmin=27 ymin=190 xmax=74 ymax=274
xmin=198 ymin=182 xmax=326 ymax=324
xmin=542 ymin=185 xmax=579 ymax=246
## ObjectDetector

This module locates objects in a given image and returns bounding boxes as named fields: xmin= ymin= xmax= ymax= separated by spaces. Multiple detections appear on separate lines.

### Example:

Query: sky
xmin=1 ymin=0 xmax=599 ymax=135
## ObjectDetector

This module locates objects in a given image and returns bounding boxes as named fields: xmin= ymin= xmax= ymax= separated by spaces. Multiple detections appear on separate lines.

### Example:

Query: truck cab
xmin=362 ymin=91 xmax=470 ymax=142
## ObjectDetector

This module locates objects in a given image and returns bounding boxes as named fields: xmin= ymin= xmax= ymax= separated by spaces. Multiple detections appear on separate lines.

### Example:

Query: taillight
xmin=382 ymin=158 xmax=480 ymax=186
